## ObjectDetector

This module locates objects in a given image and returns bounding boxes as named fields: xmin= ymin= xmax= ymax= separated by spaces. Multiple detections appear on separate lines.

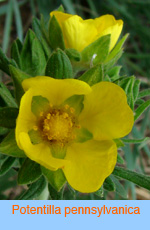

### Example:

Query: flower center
xmin=37 ymin=105 xmax=79 ymax=145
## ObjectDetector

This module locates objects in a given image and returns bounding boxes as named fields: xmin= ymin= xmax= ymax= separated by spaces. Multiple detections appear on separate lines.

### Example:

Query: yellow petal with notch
xmin=79 ymin=82 xmax=134 ymax=140
xmin=22 ymin=76 xmax=91 ymax=106
xmin=63 ymin=139 xmax=117 ymax=193
xmin=19 ymin=132 xmax=67 ymax=171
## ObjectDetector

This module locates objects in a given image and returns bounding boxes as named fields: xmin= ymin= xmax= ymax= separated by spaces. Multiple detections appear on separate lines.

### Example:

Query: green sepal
xmin=9 ymin=65 xmax=31 ymax=105
xmin=104 ymin=34 xmax=129 ymax=70
xmin=31 ymin=95 xmax=50 ymax=117
xmin=18 ymin=176 xmax=47 ymax=200
xmin=0 ymin=82 xmax=17 ymax=108
xmin=49 ymin=15 xmax=65 ymax=50
xmin=0 ymin=107 xmax=18 ymax=128
xmin=103 ymin=176 xmax=115 ymax=191
xmin=0 ymin=156 xmax=16 ymax=177
xmin=20 ymin=29 xmax=46 ymax=76
xmin=45 ymin=48 xmax=73 ymax=79
xmin=28 ymin=129 xmax=43 ymax=145
xmin=64 ymin=95 xmax=84 ymax=115
xmin=65 ymin=48 xmax=81 ymax=62
xmin=113 ymin=166 xmax=150 ymax=191
xmin=0 ymin=130 xmax=26 ymax=157
xmin=18 ymin=158 xmax=42 ymax=185
xmin=56 ymin=4 xmax=65 ymax=12
xmin=75 ymin=127 xmax=93 ymax=143
xmin=81 ymin=35 xmax=110 ymax=66
xmin=79 ymin=64 xmax=103 ymax=86
xmin=42 ymin=166 xmax=66 ymax=192
xmin=48 ymin=183 xmax=64 ymax=200
xmin=10 ymin=39 xmax=22 ymax=68
xmin=114 ymin=139 xmax=124 ymax=148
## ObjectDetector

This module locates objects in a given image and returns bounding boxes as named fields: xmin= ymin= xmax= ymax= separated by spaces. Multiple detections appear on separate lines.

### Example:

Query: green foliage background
xmin=0 ymin=0 xmax=150 ymax=200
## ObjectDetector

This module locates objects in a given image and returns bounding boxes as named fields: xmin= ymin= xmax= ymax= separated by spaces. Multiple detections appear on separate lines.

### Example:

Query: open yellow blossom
xmin=16 ymin=77 xmax=134 ymax=193
xmin=50 ymin=11 xmax=123 ymax=52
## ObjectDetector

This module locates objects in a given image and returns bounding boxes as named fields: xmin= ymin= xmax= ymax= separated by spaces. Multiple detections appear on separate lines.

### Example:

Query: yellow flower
xmin=50 ymin=11 xmax=123 ymax=52
xmin=16 ymin=77 xmax=133 ymax=193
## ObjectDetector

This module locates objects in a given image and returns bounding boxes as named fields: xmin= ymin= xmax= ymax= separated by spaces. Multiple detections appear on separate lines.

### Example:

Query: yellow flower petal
xmin=94 ymin=15 xmax=123 ymax=51
xmin=63 ymin=140 xmax=117 ymax=193
xmin=16 ymin=88 xmax=36 ymax=148
xmin=61 ymin=15 xmax=97 ymax=52
xmin=22 ymin=76 xmax=91 ymax=106
xmin=50 ymin=12 xmax=123 ymax=51
xmin=50 ymin=11 xmax=72 ymax=24
xmin=19 ymin=132 xmax=67 ymax=171
xmin=79 ymin=82 xmax=134 ymax=140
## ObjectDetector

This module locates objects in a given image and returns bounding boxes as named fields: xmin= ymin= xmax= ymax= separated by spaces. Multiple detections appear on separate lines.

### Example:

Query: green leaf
xmin=45 ymin=48 xmax=73 ymax=79
xmin=0 ymin=130 xmax=26 ymax=157
xmin=79 ymin=64 xmax=103 ymax=86
xmin=42 ymin=167 xmax=66 ymax=192
xmin=31 ymin=38 xmax=47 ymax=74
xmin=0 ymin=82 xmax=17 ymax=107
xmin=2 ymin=0 xmax=13 ymax=53
xmin=103 ymin=176 xmax=115 ymax=191
xmin=126 ymin=76 xmax=135 ymax=110
xmin=32 ymin=17 xmax=51 ymax=59
xmin=0 ymin=127 xmax=8 ymax=136
xmin=20 ymin=29 xmax=46 ymax=76
xmin=11 ymin=39 xmax=22 ymax=68
xmin=65 ymin=48 xmax=81 ymax=62
xmin=110 ymin=175 xmax=128 ymax=199
xmin=113 ymin=166 xmax=150 ymax=191
xmin=117 ymin=154 xmax=124 ymax=164
xmin=0 ymin=107 xmax=18 ymax=128
xmin=9 ymin=65 xmax=31 ymax=104
xmin=119 ymin=76 xmax=135 ymax=109
xmin=18 ymin=158 xmax=42 ymax=185
xmin=106 ymin=66 xmax=121 ymax=81
xmin=13 ymin=0 xmax=23 ymax=42
xmin=81 ymin=35 xmax=110 ymax=65
xmin=18 ymin=176 xmax=47 ymax=200
xmin=95 ymin=186 xmax=104 ymax=198
xmin=123 ymin=137 xmax=150 ymax=144
xmin=0 ymin=47 xmax=10 ymax=75
xmin=138 ymin=89 xmax=150 ymax=98
xmin=0 ymin=156 xmax=16 ymax=176
xmin=134 ymin=100 xmax=150 ymax=121
xmin=133 ymin=79 xmax=141 ymax=102
xmin=135 ymin=98 xmax=144 ymax=105
xmin=49 ymin=15 xmax=65 ymax=50
xmin=31 ymin=96 xmax=50 ymax=117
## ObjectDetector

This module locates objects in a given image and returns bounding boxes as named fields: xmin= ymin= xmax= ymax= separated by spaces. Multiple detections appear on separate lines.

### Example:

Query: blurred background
xmin=0 ymin=0 xmax=150 ymax=200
